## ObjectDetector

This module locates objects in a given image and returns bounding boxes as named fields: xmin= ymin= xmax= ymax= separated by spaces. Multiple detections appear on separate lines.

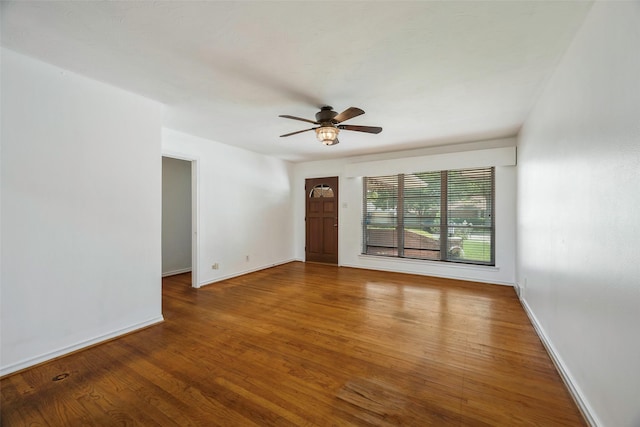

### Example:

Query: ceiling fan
xmin=279 ymin=106 xmax=382 ymax=146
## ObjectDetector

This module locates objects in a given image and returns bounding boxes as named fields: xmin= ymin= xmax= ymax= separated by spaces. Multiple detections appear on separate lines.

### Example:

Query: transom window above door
xmin=310 ymin=184 xmax=334 ymax=198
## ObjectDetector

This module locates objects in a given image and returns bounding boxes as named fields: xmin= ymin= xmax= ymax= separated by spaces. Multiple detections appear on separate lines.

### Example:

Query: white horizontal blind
xmin=402 ymin=172 xmax=442 ymax=260
xmin=363 ymin=175 xmax=399 ymax=257
xmin=445 ymin=168 xmax=494 ymax=264
xmin=363 ymin=167 xmax=494 ymax=266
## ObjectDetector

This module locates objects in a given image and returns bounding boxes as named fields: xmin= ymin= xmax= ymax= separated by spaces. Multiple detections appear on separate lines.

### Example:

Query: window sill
xmin=357 ymin=254 xmax=500 ymax=272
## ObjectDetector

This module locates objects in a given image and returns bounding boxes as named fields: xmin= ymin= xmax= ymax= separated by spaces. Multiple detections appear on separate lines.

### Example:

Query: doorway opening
xmin=162 ymin=155 xmax=199 ymax=288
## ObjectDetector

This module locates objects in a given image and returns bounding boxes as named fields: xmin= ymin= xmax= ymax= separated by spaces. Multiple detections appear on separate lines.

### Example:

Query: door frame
xmin=162 ymin=152 xmax=200 ymax=288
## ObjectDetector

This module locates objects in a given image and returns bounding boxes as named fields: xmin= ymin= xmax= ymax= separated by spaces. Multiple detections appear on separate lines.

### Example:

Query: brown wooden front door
xmin=305 ymin=177 xmax=339 ymax=264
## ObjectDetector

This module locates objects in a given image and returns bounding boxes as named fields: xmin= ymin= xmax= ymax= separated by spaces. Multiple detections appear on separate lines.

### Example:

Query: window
xmin=363 ymin=167 xmax=494 ymax=265
xmin=310 ymin=184 xmax=334 ymax=198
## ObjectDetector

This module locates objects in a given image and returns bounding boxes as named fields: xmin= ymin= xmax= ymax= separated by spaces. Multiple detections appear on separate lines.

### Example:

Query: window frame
xmin=362 ymin=167 xmax=495 ymax=266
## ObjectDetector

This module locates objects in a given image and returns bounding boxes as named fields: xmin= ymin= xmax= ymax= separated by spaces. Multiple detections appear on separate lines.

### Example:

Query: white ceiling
xmin=1 ymin=1 xmax=593 ymax=162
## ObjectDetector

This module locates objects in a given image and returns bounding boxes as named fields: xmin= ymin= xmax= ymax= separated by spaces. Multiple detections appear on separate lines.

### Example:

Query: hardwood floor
xmin=1 ymin=262 xmax=585 ymax=426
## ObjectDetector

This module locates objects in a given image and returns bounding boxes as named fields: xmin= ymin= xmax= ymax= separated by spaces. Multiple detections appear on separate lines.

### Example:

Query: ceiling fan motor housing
xmin=315 ymin=106 xmax=338 ymax=125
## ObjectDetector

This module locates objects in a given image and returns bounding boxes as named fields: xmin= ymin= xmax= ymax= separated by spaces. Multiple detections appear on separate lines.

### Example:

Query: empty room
xmin=1 ymin=1 xmax=638 ymax=426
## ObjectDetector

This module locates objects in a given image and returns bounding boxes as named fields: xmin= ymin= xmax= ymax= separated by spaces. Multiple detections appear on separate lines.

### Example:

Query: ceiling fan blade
xmin=338 ymin=124 xmax=383 ymax=134
xmin=280 ymin=127 xmax=317 ymax=137
xmin=279 ymin=115 xmax=318 ymax=125
xmin=333 ymin=107 xmax=365 ymax=124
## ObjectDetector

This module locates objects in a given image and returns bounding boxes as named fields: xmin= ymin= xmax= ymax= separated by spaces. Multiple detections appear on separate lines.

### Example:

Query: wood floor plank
xmin=1 ymin=262 xmax=586 ymax=425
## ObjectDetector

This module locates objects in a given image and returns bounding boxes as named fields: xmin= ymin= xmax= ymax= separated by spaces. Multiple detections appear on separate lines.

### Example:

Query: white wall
xmin=293 ymin=138 xmax=517 ymax=286
xmin=0 ymin=49 xmax=164 ymax=375
xmin=517 ymin=2 xmax=640 ymax=426
xmin=162 ymin=128 xmax=295 ymax=286
xmin=162 ymin=156 xmax=192 ymax=276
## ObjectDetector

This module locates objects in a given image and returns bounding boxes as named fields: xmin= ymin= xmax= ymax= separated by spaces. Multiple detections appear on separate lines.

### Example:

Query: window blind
xmin=363 ymin=167 xmax=494 ymax=266
xmin=363 ymin=175 xmax=399 ymax=257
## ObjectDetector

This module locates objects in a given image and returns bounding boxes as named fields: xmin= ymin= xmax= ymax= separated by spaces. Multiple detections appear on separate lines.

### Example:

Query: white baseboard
xmin=162 ymin=267 xmax=192 ymax=277
xmin=198 ymin=259 xmax=297 ymax=287
xmin=0 ymin=316 xmax=164 ymax=377
xmin=519 ymin=298 xmax=600 ymax=427
xmin=514 ymin=282 xmax=522 ymax=298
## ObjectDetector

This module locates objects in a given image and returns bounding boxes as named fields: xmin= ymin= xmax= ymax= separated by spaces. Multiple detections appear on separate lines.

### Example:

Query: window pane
xmin=447 ymin=168 xmax=494 ymax=264
xmin=310 ymin=184 xmax=334 ymax=198
xmin=364 ymin=175 xmax=398 ymax=255
xmin=403 ymin=172 xmax=441 ymax=260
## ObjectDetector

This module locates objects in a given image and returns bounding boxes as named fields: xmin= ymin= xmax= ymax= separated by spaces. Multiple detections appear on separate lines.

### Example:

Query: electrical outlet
xmin=212 ymin=263 xmax=219 ymax=270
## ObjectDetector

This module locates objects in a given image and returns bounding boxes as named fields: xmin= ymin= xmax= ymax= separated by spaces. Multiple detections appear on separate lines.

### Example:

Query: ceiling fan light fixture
xmin=316 ymin=126 xmax=339 ymax=145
